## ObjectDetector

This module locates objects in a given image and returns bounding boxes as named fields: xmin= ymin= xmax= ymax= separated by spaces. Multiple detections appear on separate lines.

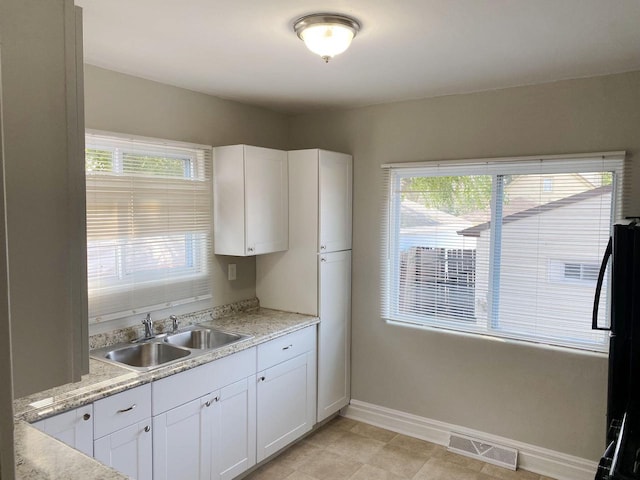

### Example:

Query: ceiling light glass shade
xmin=294 ymin=14 xmax=361 ymax=63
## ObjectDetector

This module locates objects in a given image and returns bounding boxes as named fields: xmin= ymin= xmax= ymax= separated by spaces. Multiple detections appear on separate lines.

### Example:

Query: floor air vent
xmin=448 ymin=433 xmax=518 ymax=471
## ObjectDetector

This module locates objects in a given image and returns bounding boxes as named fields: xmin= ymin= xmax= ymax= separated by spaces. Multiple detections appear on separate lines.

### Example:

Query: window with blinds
xmin=383 ymin=154 xmax=625 ymax=351
xmin=85 ymin=132 xmax=213 ymax=322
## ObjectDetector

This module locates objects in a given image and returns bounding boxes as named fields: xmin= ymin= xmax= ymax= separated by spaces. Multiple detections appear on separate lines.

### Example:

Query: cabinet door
xmin=153 ymin=393 xmax=214 ymax=480
xmin=32 ymin=404 xmax=93 ymax=457
xmin=318 ymin=250 xmax=352 ymax=422
xmin=256 ymin=351 xmax=316 ymax=462
xmin=245 ymin=146 xmax=288 ymax=255
xmin=94 ymin=419 xmax=152 ymax=480
xmin=319 ymin=151 xmax=352 ymax=253
xmin=211 ymin=377 xmax=257 ymax=480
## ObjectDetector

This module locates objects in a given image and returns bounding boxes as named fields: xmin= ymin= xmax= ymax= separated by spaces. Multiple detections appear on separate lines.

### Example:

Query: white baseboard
xmin=343 ymin=400 xmax=598 ymax=480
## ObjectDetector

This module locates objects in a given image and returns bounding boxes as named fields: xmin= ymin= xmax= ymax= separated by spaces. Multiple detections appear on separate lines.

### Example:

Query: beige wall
xmin=288 ymin=71 xmax=640 ymax=460
xmin=84 ymin=65 xmax=291 ymax=308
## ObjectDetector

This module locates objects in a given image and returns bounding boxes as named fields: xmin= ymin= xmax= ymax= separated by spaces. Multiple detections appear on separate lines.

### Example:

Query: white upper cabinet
xmin=319 ymin=151 xmax=353 ymax=253
xmin=214 ymin=145 xmax=288 ymax=256
xmin=256 ymin=149 xmax=353 ymax=315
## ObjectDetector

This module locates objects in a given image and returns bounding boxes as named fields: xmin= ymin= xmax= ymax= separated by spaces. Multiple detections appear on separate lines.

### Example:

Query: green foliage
xmin=403 ymin=175 xmax=493 ymax=216
xmin=122 ymin=153 xmax=187 ymax=177
xmin=86 ymin=148 xmax=190 ymax=177
xmin=85 ymin=148 xmax=113 ymax=172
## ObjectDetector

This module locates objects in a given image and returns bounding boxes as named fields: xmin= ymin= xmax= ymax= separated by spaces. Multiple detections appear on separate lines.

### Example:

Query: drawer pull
xmin=282 ymin=344 xmax=293 ymax=350
xmin=144 ymin=425 xmax=150 ymax=433
xmin=214 ymin=395 xmax=220 ymax=402
xmin=205 ymin=400 xmax=212 ymax=407
xmin=83 ymin=413 xmax=91 ymax=421
xmin=117 ymin=404 xmax=137 ymax=414
xmin=259 ymin=376 xmax=266 ymax=382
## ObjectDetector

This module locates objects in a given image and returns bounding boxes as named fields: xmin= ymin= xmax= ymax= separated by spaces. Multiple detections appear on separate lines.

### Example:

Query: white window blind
xmin=85 ymin=132 xmax=213 ymax=322
xmin=383 ymin=153 xmax=625 ymax=352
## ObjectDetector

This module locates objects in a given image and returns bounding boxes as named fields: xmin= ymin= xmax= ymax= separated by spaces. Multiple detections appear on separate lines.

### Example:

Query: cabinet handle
xmin=320 ymin=257 xmax=326 ymax=262
xmin=83 ymin=413 xmax=91 ymax=421
xmin=282 ymin=344 xmax=293 ymax=350
xmin=214 ymin=395 xmax=220 ymax=402
xmin=205 ymin=400 xmax=212 ymax=407
xmin=247 ymin=247 xmax=254 ymax=253
xmin=144 ymin=426 xmax=150 ymax=433
xmin=117 ymin=404 xmax=136 ymax=413
xmin=259 ymin=376 xmax=266 ymax=382
xmin=320 ymin=245 xmax=326 ymax=250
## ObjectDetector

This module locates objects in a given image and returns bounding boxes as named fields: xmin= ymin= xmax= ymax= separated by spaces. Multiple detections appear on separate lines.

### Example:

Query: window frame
xmin=382 ymin=152 xmax=625 ymax=352
xmin=85 ymin=130 xmax=213 ymax=324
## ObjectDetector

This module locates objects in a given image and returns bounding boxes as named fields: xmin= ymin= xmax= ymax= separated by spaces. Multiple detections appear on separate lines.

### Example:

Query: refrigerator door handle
xmin=593 ymin=236 xmax=613 ymax=331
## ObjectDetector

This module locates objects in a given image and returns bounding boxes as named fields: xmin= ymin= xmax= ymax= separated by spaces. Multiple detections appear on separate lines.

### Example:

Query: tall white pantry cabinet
xmin=257 ymin=149 xmax=353 ymax=423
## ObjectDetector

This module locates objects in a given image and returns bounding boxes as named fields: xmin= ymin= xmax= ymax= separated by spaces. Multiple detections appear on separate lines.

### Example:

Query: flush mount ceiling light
xmin=294 ymin=13 xmax=361 ymax=63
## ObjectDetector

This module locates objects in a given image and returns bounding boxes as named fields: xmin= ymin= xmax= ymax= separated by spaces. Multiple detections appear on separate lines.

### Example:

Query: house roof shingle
xmin=457 ymin=184 xmax=612 ymax=237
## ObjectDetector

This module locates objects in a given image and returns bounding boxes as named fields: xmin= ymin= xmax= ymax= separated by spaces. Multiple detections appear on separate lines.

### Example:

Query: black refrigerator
xmin=593 ymin=220 xmax=640 ymax=480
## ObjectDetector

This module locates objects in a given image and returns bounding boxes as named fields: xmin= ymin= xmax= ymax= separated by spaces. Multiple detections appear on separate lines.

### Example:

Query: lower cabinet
xmin=152 ymin=377 xmax=257 ymax=480
xmin=151 ymin=347 xmax=258 ymax=480
xmin=31 ymin=326 xmax=318 ymax=480
xmin=256 ymin=327 xmax=316 ymax=462
xmin=152 ymin=394 xmax=214 ymax=480
xmin=93 ymin=384 xmax=153 ymax=480
xmin=212 ymin=377 xmax=257 ymax=480
xmin=32 ymin=404 xmax=94 ymax=457
xmin=94 ymin=419 xmax=153 ymax=480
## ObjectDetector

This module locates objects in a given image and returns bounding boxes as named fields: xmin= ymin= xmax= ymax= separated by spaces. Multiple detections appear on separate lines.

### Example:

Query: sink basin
xmin=90 ymin=325 xmax=251 ymax=372
xmin=165 ymin=328 xmax=248 ymax=350
xmin=103 ymin=342 xmax=191 ymax=369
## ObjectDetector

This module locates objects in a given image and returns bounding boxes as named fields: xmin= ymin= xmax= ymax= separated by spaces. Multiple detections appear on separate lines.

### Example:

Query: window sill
xmin=384 ymin=318 xmax=609 ymax=358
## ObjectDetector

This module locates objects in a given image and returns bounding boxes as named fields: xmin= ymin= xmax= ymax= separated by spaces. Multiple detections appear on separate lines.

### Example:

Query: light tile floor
xmin=244 ymin=417 xmax=557 ymax=480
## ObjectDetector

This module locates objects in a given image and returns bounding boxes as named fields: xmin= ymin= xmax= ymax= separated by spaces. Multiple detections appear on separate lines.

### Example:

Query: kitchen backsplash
xmin=89 ymin=297 xmax=260 ymax=350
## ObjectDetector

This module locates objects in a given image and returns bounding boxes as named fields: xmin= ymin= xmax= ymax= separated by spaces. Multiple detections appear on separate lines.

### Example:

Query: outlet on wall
xmin=228 ymin=263 xmax=237 ymax=281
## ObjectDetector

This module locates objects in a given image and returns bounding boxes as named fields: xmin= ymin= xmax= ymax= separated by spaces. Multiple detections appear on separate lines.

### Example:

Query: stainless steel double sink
xmin=90 ymin=326 xmax=252 ymax=372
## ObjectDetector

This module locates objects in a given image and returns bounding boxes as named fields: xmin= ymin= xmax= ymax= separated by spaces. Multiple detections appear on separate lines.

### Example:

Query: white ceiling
xmin=76 ymin=0 xmax=640 ymax=114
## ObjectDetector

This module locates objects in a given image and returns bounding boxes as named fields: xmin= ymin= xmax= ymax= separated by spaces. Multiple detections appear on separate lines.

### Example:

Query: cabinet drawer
xmin=257 ymin=326 xmax=316 ymax=371
xmin=94 ymin=384 xmax=151 ymax=439
xmin=152 ymin=347 xmax=256 ymax=415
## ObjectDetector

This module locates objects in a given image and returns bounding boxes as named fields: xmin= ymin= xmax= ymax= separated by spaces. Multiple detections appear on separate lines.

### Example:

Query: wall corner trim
xmin=343 ymin=400 xmax=597 ymax=480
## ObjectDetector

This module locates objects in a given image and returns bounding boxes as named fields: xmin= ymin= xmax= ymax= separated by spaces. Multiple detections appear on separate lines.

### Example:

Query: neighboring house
xmin=399 ymin=200 xmax=475 ymax=250
xmin=459 ymin=185 xmax=611 ymax=345
xmin=398 ymin=201 xmax=477 ymax=320
xmin=504 ymin=172 xmax=601 ymax=206
xmin=397 ymin=182 xmax=610 ymax=346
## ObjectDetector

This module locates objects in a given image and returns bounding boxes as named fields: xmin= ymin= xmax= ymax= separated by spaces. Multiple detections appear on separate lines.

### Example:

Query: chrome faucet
xmin=170 ymin=315 xmax=179 ymax=333
xmin=142 ymin=313 xmax=154 ymax=339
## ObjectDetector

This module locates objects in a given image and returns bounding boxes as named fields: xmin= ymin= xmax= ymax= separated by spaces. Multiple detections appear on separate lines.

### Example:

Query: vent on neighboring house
xmin=448 ymin=433 xmax=518 ymax=471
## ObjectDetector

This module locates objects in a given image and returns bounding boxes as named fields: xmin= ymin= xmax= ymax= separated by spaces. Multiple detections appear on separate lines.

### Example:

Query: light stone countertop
xmin=13 ymin=308 xmax=319 ymax=479
xmin=14 ymin=421 xmax=129 ymax=480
